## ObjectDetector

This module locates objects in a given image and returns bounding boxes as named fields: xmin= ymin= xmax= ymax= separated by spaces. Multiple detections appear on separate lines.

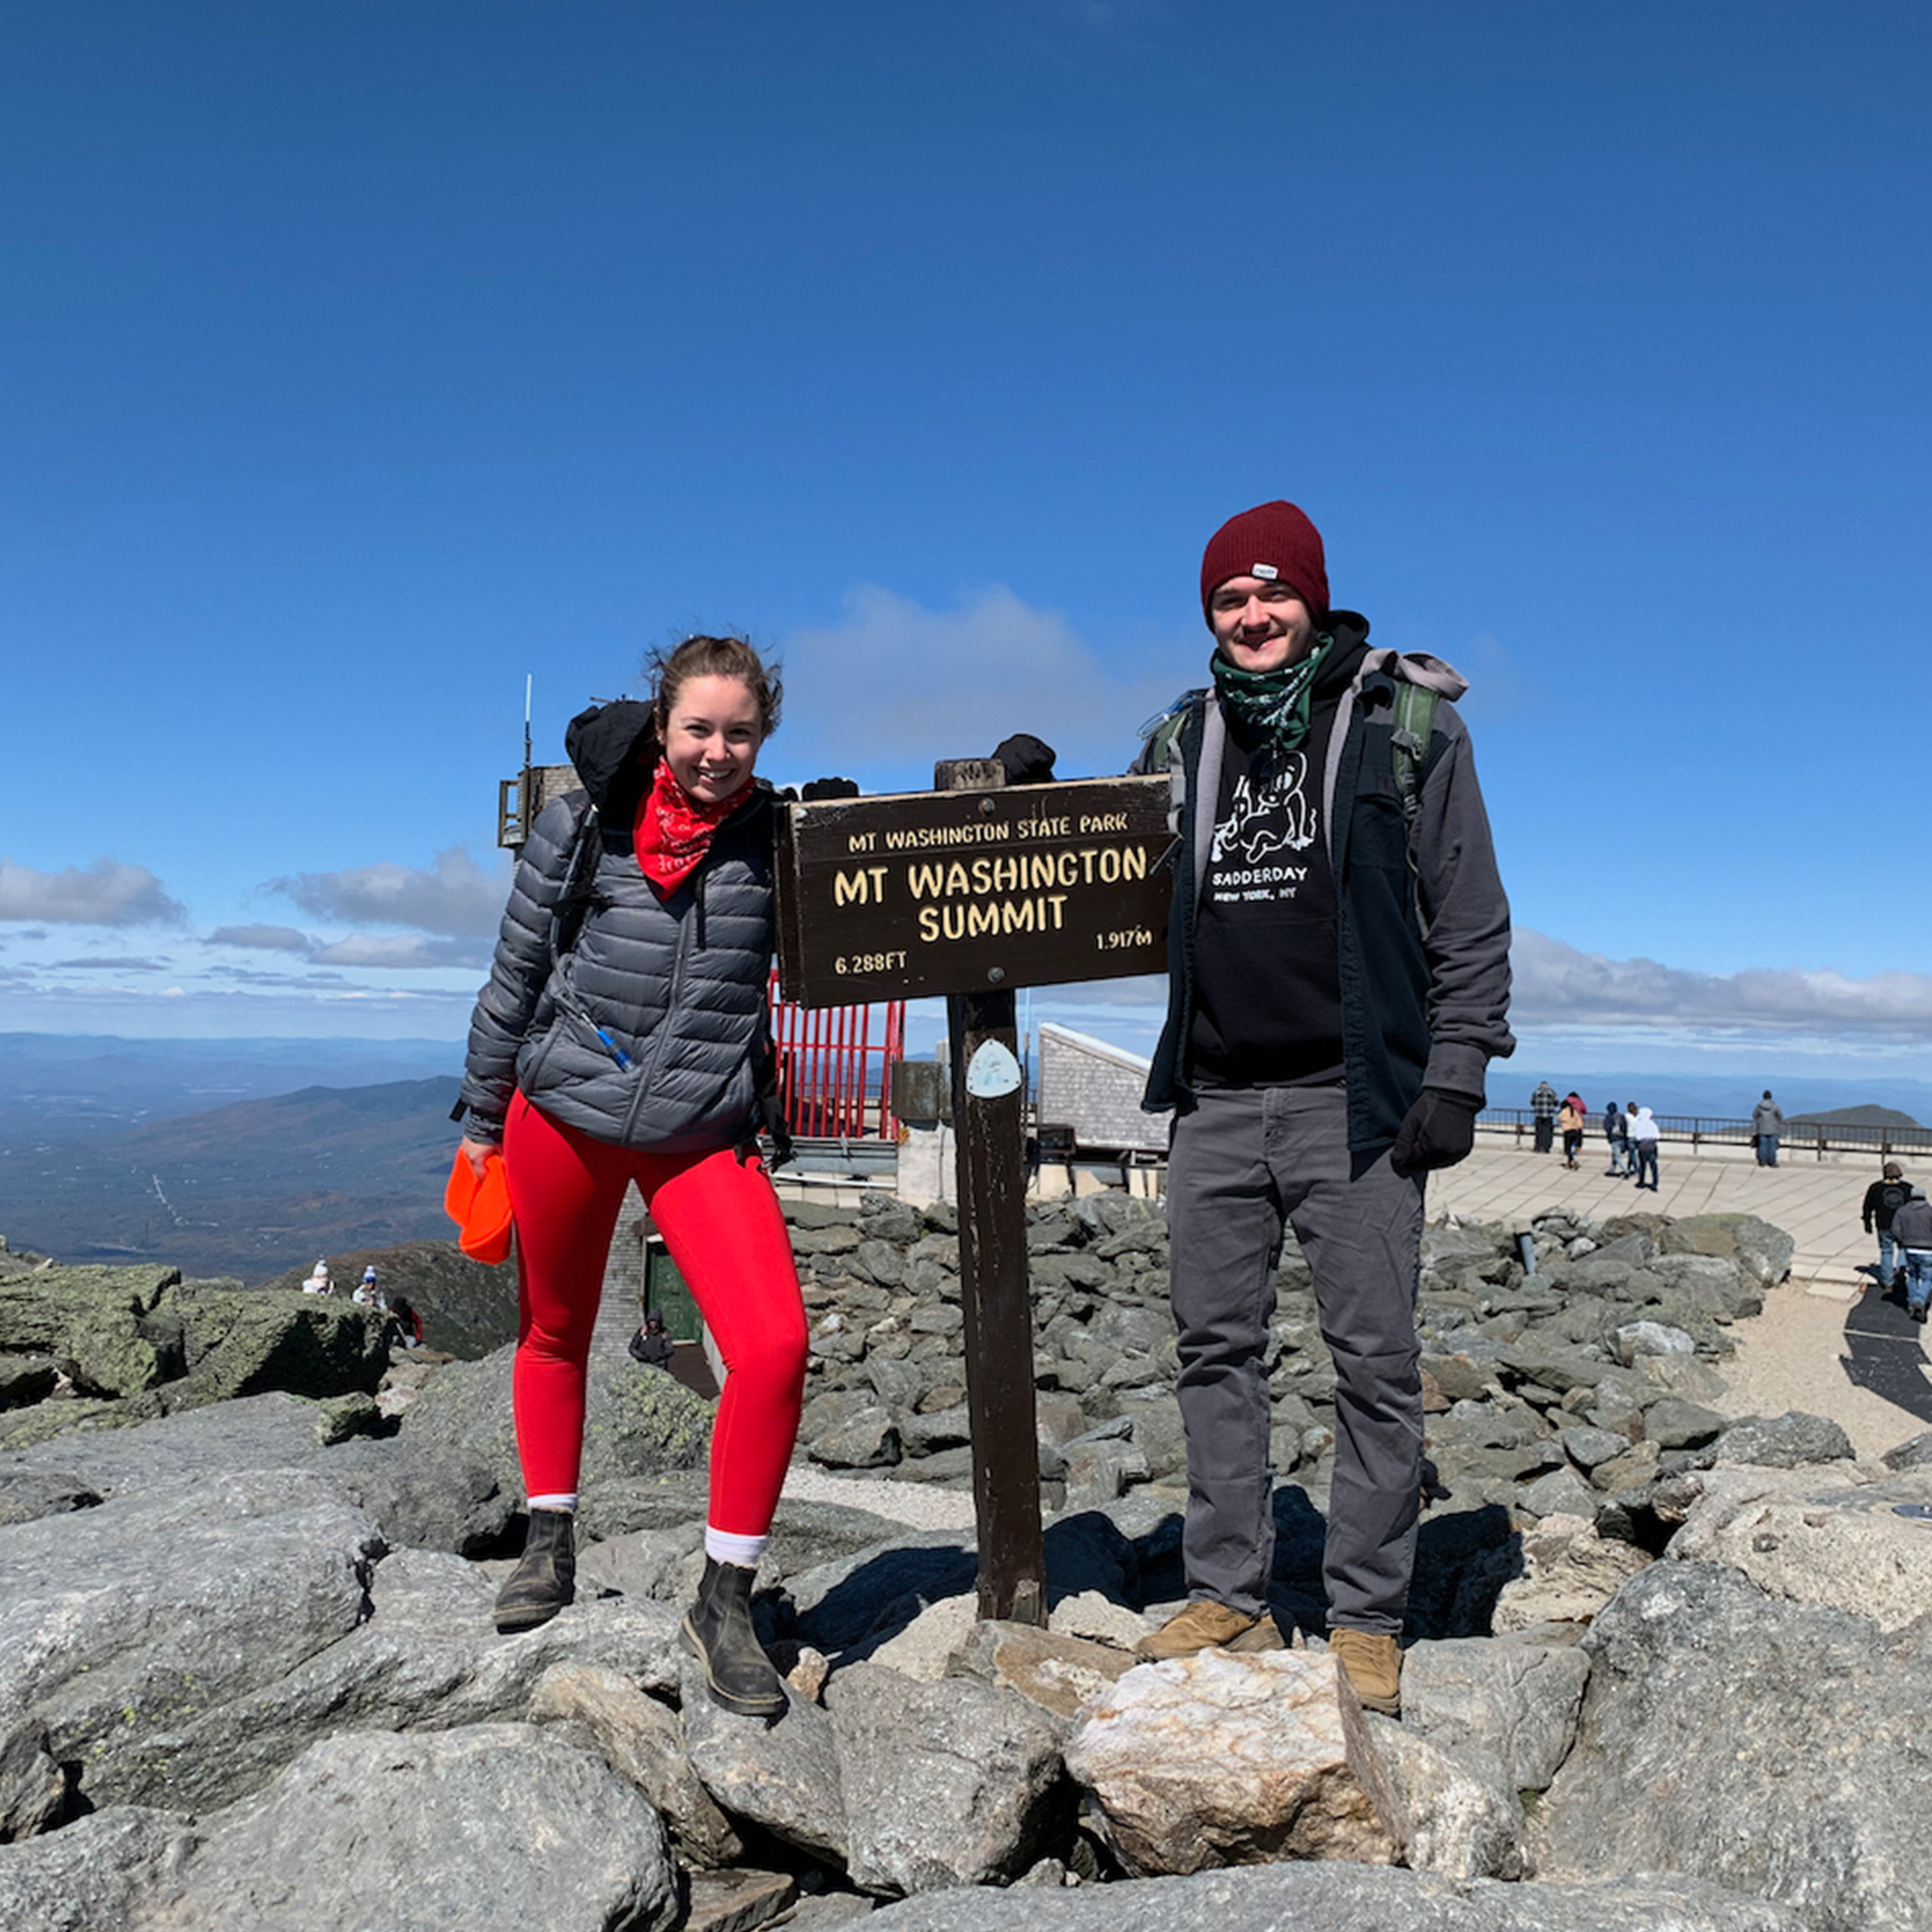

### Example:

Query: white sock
xmin=526 ymin=1493 xmax=578 ymax=1514
xmin=705 ymin=1525 xmax=768 ymax=1569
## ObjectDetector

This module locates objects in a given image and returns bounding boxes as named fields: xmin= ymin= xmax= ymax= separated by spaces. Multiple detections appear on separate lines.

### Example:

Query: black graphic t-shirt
xmin=1188 ymin=706 xmax=1345 ymax=1088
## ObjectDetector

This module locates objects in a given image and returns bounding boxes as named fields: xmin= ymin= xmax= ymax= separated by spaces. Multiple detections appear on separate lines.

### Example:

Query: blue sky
xmin=4 ymin=1 xmax=1930 ymax=1094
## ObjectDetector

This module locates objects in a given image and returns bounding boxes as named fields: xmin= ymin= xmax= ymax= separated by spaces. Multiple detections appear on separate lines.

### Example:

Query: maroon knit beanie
xmin=1199 ymin=500 xmax=1329 ymax=619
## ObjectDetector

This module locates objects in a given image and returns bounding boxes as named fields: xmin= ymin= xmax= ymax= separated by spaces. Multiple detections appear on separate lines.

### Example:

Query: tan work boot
xmin=1328 ymin=1628 xmax=1402 ymax=1715
xmin=1135 ymin=1599 xmax=1279 ymax=1661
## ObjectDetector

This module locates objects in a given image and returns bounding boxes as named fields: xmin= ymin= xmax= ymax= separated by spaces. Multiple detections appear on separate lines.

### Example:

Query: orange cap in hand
xmin=443 ymin=1147 xmax=514 ymax=1265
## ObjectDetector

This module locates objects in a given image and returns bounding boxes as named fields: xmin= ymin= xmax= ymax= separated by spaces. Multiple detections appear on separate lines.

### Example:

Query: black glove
xmin=991 ymin=733 xmax=1057 ymax=785
xmin=802 ymin=777 xmax=861 ymax=801
xmin=1389 ymin=1090 xmax=1481 ymax=1178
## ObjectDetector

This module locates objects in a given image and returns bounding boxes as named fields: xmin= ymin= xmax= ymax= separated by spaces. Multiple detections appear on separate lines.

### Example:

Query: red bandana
xmin=633 ymin=757 xmax=748 ymax=894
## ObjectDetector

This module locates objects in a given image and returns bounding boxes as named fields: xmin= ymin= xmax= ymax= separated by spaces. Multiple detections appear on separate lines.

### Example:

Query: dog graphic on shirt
xmin=1210 ymin=755 xmax=1319 ymax=867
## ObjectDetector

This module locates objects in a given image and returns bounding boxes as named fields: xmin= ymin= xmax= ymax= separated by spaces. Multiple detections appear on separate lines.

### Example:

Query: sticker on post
xmin=965 ymin=1039 xmax=1023 ymax=1099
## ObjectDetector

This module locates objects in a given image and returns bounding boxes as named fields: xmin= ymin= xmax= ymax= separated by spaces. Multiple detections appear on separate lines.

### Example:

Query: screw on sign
xmin=776 ymin=765 xmax=1174 ymax=1624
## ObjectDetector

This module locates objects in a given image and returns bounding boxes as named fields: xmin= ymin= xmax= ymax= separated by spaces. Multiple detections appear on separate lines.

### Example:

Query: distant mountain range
xmin=0 ymin=1074 xmax=463 ymax=1285
xmin=0 ymin=1032 xmax=462 ymax=1137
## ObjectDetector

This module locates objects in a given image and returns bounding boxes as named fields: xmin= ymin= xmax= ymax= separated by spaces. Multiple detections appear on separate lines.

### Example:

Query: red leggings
xmin=501 ymin=1093 xmax=808 ymax=1535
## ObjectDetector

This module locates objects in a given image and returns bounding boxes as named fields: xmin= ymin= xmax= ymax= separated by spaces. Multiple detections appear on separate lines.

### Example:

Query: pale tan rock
xmin=1492 ymin=1518 xmax=1652 ymax=1632
xmin=1668 ymin=1463 xmax=1932 ymax=1633
xmin=866 ymin=1592 xmax=977 ymax=1682
xmin=785 ymin=1644 xmax=831 ymax=1703
xmin=948 ymin=1618 xmax=1140 ymax=1721
xmin=1047 ymin=1588 xmax=1147 ymax=1651
xmin=528 ymin=1662 xmax=745 ymax=1866
xmin=1065 ymin=1649 xmax=1408 ymax=1875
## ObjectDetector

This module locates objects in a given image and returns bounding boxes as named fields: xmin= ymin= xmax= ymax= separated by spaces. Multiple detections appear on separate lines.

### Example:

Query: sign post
xmin=775 ymin=768 xmax=1173 ymax=1624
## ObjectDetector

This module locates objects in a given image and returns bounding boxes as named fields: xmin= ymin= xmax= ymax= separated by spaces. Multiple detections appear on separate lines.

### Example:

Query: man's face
xmin=1208 ymin=575 xmax=1318 ymax=673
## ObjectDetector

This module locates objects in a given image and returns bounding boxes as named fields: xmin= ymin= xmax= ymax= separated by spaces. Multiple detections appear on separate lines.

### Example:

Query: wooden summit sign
xmin=775 ymin=773 xmax=1172 ymax=1008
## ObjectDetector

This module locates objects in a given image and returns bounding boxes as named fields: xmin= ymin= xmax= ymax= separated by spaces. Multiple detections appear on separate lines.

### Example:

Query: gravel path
xmin=781 ymin=1461 xmax=980 ymax=1530
xmin=1708 ymin=1280 xmax=1925 ymax=1463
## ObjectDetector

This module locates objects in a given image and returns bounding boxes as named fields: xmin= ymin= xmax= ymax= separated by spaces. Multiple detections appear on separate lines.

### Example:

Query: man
xmin=629 ymin=1312 xmax=676 ymax=1370
xmin=1530 ymin=1079 xmax=1558 ymax=1154
xmin=1751 ymin=1091 xmax=1784 ymax=1167
xmin=1131 ymin=499 xmax=1514 ymax=1715
xmin=1862 ymin=1162 xmax=1912 ymax=1291
xmin=1891 ymin=1186 xmax=1932 ymax=1322
xmin=1603 ymin=1097 xmax=1631 ymax=1176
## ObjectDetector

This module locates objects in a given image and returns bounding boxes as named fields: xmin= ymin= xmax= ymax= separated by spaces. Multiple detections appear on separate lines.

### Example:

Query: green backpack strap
xmin=1138 ymin=690 xmax=1206 ymax=844
xmin=1389 ymin=679 xmax=1439 ymax=834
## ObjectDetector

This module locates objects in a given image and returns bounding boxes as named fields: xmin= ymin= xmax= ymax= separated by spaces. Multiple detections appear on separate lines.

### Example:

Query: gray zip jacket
xmin=458 ymin=701 xmax=778 ymax=1154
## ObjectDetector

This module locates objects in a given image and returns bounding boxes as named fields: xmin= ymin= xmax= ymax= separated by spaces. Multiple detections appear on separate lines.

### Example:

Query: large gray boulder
xmin=827 ymin=1661 xmax=1065 ymax=1893
xmin=116 ymin=1546 xmax=684 ymax=1813
xmin=679 ymin=1656 xmax=849 ymax=1863
xmin=1364 ymin=1717 xmax=1528 ymax=1880
xmin=0 ymin=1805 xmax=202 ymax=1931
xmin=0 ymin=1719 xmax=64 ymax=1842
xmin=2 ymin=1468 xmax=381 ymax=1810
xmin=862 ymin=1865 xmax=1802 ymax=1930
xmin=1534 ymin=1561 xmax=1932 ymax=1931
xmin=1402 ymin=1635 xmax=1592 ymax=1792
xmin=153 ymin=1724 xmax=677 ymax=1931
xmin=528 ymin=1662 xmax=746 ymax=1866
xmin=400 ymin=1341 xmax=711 ymax=1502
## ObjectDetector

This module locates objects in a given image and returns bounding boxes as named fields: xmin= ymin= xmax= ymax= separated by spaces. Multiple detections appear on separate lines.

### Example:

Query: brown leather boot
xmin=1328 ymin=1628 xmax=1402 ymax=1715
xmin=1134 ymin=1599 xmax=1280 ymax=1661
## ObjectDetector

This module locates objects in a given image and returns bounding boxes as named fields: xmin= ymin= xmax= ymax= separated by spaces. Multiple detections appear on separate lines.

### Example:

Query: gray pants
xmin=1166 ymin=1084 xmax=1424 ymax=1634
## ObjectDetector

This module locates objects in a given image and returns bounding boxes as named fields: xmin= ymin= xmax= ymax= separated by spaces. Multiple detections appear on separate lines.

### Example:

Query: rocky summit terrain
xmin=4 ymin=1194 xmax=1931 ymax=1932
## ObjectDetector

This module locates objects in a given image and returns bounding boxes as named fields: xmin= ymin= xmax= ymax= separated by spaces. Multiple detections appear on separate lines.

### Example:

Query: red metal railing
xmin=767 ymin=970 xmax=906 ymax=1140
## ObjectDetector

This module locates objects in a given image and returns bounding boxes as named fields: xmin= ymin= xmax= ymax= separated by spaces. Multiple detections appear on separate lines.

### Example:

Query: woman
xmin=455 ymin=635 xmax=807 ymax=1719
xmin=1557 ymin=1093 xmax=1585 ymax=1171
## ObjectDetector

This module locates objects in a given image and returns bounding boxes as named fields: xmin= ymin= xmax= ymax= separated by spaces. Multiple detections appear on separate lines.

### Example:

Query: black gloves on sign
xmin=991 ymin=734 xmax=1057 ymax=785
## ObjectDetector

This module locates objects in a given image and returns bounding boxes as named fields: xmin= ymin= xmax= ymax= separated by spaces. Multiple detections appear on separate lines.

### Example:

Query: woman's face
xmin=663 ymin=673 xmax=762 ymax=806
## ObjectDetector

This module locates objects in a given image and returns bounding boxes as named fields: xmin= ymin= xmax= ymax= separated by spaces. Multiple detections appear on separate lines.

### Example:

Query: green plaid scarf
xmin=1210 ymin=635 xmax=1333 ymax=752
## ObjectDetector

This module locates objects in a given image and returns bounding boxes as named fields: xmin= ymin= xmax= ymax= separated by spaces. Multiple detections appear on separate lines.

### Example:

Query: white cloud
xmin=208 ymin=924 xmax=316 ymax=954
xmin=781 ymin=584 xmax=1182 ymax=782
xmin=310 ymin=934 xmax=491 ymax=971
xmin=0 ymin=858 xmax=187 ymax=926
xmin=1512 ymin=929 xmax=1932 ymax=1038
xmin=268 ymin=846 xmax=508 ymax=940
xmin=46 ymin=955 xmax=170 ymax=972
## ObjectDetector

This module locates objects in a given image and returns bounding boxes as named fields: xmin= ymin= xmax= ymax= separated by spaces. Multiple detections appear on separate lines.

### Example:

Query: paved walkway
xmin=1428 ymin=1132 xmax=1932 ymax=1462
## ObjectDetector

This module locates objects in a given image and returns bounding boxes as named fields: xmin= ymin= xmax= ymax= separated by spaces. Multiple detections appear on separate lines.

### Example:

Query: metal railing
xmin=768 ymin=970 xmax=906 ymax=1141
xmin=1479 ymin=1107 xmax=1932 ymax=1162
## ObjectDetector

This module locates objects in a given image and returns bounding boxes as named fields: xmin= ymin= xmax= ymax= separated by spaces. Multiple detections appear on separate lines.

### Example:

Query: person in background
xmin=1558 ymin=1093 xmax=1586 ymax=1170
xmin=302 ymin=1259 xmax=332 ymax=1296
xmin=388 ymin=1293 xmax=424 ymax=1350
xmin=455 ymin=634 xmax=809 ymax=1719
xmin=1531 ymin=1079 xmax=1558 ymax=1155
xmin=1629 ymin=1103 xmax=1661 ymax=1191
xmin=629 ymin=1312 xmax=675 ymax=1370
xmin=1862 ymin=1162 xmax=1913 ymax=1293
xmin=1750 ymin=1091 xmax=1785 ymax=1167
xmin=1603 ymin=1098 xmax=1631 ymax=1176
xmin=1890 ymin=1185 xmax=1932 ymax=1322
